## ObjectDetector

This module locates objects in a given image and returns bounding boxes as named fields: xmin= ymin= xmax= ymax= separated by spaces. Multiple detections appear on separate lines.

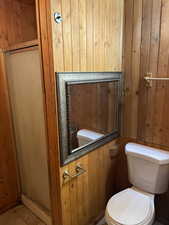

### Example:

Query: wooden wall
xmin=60 ymin=140 xmax=121 ymax=225
xmin=123 ymin=0 xmax=169 ymax=223
xmin=123 ymin=0 xmax=169 ymax=145
xmin=50 ymin=0 xmax=124 ymax=72
xmin=48 ymin=0 xmax=124 ymax=224
xmin=0 ymin=0 xmax=37 ymax=49
xmin=0 ymin=51 xmax=19 ymax=212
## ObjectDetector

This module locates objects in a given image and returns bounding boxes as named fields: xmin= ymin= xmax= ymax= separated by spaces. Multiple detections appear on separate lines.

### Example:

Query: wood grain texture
xmin=4 ymin=40 xmax=38 ymax=52
xmin=0 ymin=51 xmax=19 ymax=212
xmin=37 ymin=0 xmax=63 ymax=225
xmin=6 ymin=48 xmax=50 ymax=211
xmin=38 ymin=1 xmax=124 ymax=225
xmin=123 ymin=0 xmax=169 ymax=151
xmin=60 ymin=140 xmax=120 ymax=225
xmin=123 ymin=0 xmax=169 ymax=223
xmin=0 ymin=0 xmax=37 ymax=49
xmin=50 ymin=0 xmax=124 ymax=72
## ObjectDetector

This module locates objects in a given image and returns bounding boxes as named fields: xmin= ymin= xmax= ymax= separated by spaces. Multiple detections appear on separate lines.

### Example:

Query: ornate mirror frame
xmin=56 ymin=72 xmax=122 ymax=165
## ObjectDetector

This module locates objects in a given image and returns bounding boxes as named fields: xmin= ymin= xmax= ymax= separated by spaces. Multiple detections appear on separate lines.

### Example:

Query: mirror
xmin=57 ymin=72 xmax=122 ymax=165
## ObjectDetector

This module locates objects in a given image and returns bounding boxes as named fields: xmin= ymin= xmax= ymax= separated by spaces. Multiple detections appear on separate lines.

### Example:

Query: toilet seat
xmin=105 ymin=188 xmax=155 ymax=225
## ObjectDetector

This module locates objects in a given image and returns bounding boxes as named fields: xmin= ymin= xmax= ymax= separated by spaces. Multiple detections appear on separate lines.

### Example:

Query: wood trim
xmin=4 ymin=40 xmax=39 ymax=52
xmin=0 ymin=51 xmax=20 ymax=212
xmin=36 ymin=0 xmax=63 ymax=225
xmin=5 ymin=46 xmax=39 ymax=55
xmin=21 ymin=195 xmax=52 ymax=225
xmin=0 ymin=201 xmax=20 ymax=215
xmin=87 ymin=211 xmax=105 ymax=225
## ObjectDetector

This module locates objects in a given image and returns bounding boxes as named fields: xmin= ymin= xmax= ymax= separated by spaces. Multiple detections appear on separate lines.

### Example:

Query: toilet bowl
xmin=105 ymin=143 xmax=169 ymax=225
xmin=106 ymin=188 xmax=155 ymax=225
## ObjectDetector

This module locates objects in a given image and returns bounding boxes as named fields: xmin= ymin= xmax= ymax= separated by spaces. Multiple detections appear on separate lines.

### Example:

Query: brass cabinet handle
xmin=63 ymin=165 xmax=86 ymax=184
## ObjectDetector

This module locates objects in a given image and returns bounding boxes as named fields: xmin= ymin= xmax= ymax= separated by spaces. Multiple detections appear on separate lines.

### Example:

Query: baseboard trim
xmin=21 ymin=194 xmax=52 ymax=225
xmin=0 ymin=200 xmax=20 ymax=215
xmin=88 ymin=211 xmax=105 ymax=225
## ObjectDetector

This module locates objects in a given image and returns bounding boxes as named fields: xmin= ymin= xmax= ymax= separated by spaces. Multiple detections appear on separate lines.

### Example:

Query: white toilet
xmin=105 ymin=142 xmax=169 ymax=225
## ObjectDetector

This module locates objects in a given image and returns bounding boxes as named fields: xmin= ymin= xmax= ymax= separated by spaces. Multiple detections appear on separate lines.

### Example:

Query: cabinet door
xmin=6 ymin=47 xmax=50 ymax=211
xmin=0 ymin=52 xmax=19 ymax=212
xmin=51 ymin=0 xmax=124 ymax=72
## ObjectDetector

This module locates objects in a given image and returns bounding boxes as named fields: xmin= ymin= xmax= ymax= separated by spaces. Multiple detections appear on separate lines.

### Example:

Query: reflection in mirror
xmin=57 ymin=72 xmax=121 ymax=165
xmin=67 ymin=81 xmax=119 ymax=152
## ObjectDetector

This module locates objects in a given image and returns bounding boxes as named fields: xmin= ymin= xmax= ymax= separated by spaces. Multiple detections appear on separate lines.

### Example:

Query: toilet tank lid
xmin=125 ymin=143 xmax=169 ymax=165
xmin=77 ymin=129 xmax=104 ymax=140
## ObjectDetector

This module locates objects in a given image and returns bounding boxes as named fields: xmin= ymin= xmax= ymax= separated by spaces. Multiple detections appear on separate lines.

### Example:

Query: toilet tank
xmin=125 ymin=143 xmax=169 ymax=194
xmin=77 ymin=129 xmax=104 ymax=147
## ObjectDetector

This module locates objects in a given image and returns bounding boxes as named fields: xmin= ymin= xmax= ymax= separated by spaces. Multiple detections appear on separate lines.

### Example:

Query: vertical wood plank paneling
xmin=123 ymin=0 xmax=134 ymax=136
xmin=60 ymin=140 xmax=118 ymax=225
xmin=104 ymin=0 xmax=113 ymax=71
xmin=81 ymin=156 xmax=89 ymax=224
xmin=69 ymin=161 xmax=78 ymax=225
xmin=124 ymin=1 xmax=169 ymax=222
xmin=50 ymin=0 xmax=64 ymax=72
xmin=61 ymin=0 xmax=72 ymax=71
xmin=98 ymin=0 xmax=105 ymax=71
xmin=144 ymin=0 xmax=162 ymax=143
xmin=104 ymin=0 xmax=124 ymax=71
xmin=76 ymin=157 xmax=88 ymax=225
xmin=124 ymin=0 xmax=169 ymax=148
xmin=60 ymin=165 xmax=71 ymax=225
xmin=93 ymin=0 xmax=100 ymax=71
xmin=156 ymin=0 xmax=169 ymax=145
xmin=71 ymin=0 xmax=80 ymax=71
xmin=86 ymin=0 xmax=94 ymax=72
xmin=51 ymin=0 xmax=124 ymax=72
xmin=104 ymin=0 xmax=111 ymax=71
xmin=79 ymin=0 xmax=87 ymax=71
xmin=87 ymin=147 xmax=100 ymax=218
xmin=111 ymin=0 xmax=123 ymax=71
xmin=130 ymin=0 xmax=142 ymax=137
xmin=137 ymin=0 xmax=153 ymax=140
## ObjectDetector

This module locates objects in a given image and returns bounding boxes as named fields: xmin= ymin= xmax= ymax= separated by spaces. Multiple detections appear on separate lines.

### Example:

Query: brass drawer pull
xmin=63 ymin=165 xmax=86 ymax=184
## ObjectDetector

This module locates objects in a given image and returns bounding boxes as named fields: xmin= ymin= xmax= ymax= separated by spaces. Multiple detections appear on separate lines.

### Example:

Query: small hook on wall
xmin=54 ymin=12 xmax=63 ymax=24
xmin=144 ymin=72 xmax=153 ymax=88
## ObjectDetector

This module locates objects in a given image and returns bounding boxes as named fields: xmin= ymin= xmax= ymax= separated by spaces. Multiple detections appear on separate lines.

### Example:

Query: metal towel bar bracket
xmin=144 ymin=73 xmax=169 ymax=87
xmin=63 ymin=165 xmax=86 ymax=184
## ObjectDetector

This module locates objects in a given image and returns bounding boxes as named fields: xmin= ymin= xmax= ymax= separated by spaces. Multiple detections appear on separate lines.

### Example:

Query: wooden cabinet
xmin=0 ymin=0 xmax=37 ymax=49
xmin=0 ymin=0 xmax=51 ymax=215
xmin=51 ymin=0 xmax=124 ymax=72
xmin=59 ymin=140 xmax=119 ymax=225
xmin=0 ymin=52 xmax=19 ymax=212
